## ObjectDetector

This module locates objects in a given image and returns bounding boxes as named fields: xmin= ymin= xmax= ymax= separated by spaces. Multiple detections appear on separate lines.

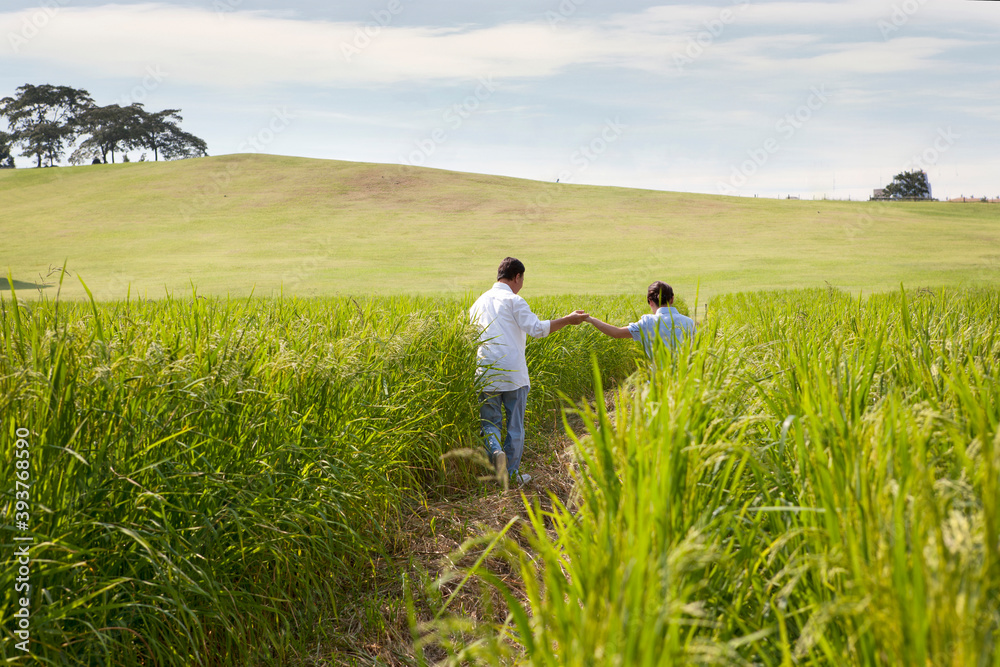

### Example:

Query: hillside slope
xmin=1 ymin=154 xmax=997 ymax=301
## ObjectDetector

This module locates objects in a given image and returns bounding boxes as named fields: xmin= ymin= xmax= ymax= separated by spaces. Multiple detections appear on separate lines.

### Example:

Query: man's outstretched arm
xmin=585 ymin=315 xmax=632 ymax=339
xmin=548 ymin=310 xmax=589 ymax=334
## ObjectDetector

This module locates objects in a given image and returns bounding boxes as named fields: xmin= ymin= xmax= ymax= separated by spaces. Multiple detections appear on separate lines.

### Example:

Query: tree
xmin=159 ymin=128 xmax=208 ymax=160
xmin=0 ymin=84 xmax=94 ymax=167
xmin=69 ymin=104 xmax=143 ymax=165
xmin=0 ymin=131 xmax=15 ymax=168
xmin=133 ymin=108 xmax=207 ymax=161
xmin=883 ymin=169 xmax=932 ymax=199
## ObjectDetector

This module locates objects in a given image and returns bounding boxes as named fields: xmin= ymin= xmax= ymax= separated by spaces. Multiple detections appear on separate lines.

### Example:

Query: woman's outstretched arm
xmin=585 ymin=315 xmax=632 ymax=339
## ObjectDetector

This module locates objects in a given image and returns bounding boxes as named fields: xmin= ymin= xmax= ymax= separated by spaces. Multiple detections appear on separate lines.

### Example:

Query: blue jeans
xmin=479 ymin=386 xmax=529 ymax=476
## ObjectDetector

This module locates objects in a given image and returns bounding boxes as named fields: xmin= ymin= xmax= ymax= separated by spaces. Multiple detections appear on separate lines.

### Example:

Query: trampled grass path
xmin=345 ymin=413 xmax=589 ymax=666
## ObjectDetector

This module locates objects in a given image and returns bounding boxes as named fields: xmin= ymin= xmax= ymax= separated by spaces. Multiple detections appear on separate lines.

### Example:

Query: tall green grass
xmin=420 ymin=287 xmax=1000 ymax=666
xmin=0 ymin=288 xmax=648 ymax=664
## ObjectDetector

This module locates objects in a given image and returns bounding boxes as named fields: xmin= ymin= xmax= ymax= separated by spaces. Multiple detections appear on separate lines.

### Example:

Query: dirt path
xmin=311 ymin=412 xmax=589 ymax=666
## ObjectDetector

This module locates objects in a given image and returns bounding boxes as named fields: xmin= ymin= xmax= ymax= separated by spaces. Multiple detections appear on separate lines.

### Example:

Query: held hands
xmin=549 ymin=310 xmax=590 ymax=334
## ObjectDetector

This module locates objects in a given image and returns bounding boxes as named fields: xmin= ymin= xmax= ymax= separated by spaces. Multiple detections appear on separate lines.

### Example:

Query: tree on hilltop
xmin=0 ymin=84 xmax=94 ymax=167
xmin=0 ymin=131 xmax=15 ymax=168
xmin=133 ymin=108 xmax=207 ymax=161
xmin=69 ymin=103 xmax=143 ymax=165
xmin=2 ymin=84 xmax=208 ymax=166
xmin=70 ymin=103 xmax=208 ymax=164
xmin=883 ymin=170 xmax=932 ymax=199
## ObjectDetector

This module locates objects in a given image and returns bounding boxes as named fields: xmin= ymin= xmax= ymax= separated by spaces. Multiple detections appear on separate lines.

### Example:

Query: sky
xmin=1 ymin=0 xmax=998 ymax=200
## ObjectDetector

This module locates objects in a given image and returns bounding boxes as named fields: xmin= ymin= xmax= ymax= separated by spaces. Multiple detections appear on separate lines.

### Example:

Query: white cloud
xmin=3 ymin=1 xmax=987 ymax=90
xmin=1 ymin=4 xmax=671 ymax=86
xmin=716 ymin=35 xmax=972 ymax=76
xmin=1 ymin=1 xmax=997 ymax=198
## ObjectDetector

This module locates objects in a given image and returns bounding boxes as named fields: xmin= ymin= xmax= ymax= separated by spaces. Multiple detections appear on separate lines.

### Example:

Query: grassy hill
xmin=1 ymin=153 xmax=997 ymax=301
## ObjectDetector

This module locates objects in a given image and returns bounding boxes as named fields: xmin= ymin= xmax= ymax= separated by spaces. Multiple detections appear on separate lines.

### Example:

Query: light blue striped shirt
xmin=627 ymin=306 xmax=696 ymax=357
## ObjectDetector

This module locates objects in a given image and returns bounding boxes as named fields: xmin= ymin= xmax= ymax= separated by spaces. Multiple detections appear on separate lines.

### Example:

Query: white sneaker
xmin=493 ymin=451 xmax=508 ymax=489
xmin=511 ymin=471 xmax=532 ymax=486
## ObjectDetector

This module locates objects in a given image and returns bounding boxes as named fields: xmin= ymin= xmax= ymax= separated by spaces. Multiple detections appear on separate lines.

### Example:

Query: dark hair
xmin=647 ymin=281 xmax=673 ymax=307
xmin=497 ymin=257 xmax=525 ymax=281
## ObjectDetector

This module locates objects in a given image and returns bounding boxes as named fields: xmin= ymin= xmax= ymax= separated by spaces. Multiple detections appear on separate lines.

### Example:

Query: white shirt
xmin=469 ymin=282 xmax=551 ymax=391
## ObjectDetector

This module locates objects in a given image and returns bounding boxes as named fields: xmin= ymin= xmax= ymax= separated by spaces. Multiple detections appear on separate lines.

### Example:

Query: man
xmin=584 ymin=281 xmax=696 ymax=357
xmin=469 ymin=257 xmax=588 ymax=488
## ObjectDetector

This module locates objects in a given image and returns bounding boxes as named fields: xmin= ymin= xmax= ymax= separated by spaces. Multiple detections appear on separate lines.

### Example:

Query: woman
xmin=585 ymin=281 xmax=696 ymax=357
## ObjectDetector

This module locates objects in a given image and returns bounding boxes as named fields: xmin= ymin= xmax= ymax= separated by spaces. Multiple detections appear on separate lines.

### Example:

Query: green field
xmin=0 ymin=291 xmax=646 ymax=664
xmin=1 ymin=154 xmax=998 ymax=302
xmin=2 ymin=287 xmax=998 ymax=665
xmin=2 ymin=156 xmax=999 ymax=664
xmin=422 ymin=287 xmax=1000 ymax=666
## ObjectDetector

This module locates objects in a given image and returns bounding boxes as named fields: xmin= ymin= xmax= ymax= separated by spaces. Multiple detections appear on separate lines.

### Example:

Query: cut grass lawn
xmin=2 ymin=153 xmax=998 ymax=302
